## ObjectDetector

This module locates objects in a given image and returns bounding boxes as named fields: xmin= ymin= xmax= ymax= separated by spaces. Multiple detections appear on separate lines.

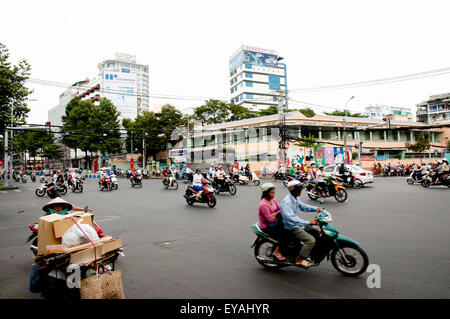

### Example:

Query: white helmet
xmin=287 ymin=180 xmax=301 ymax=190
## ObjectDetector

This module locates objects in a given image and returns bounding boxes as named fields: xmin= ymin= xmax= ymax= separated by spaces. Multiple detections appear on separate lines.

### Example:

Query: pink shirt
xmin=258 ymin=198 xmax=281 ymax=229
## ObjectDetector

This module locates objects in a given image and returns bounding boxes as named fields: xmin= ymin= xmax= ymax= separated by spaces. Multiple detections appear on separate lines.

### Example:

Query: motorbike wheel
xmin=254 ymin=239 xmax=282 ymax=270
xmin=253 ymin=180 xmax=260 ymax=186
xmin=421 ymin=179 xmax=430 ymax=188
xmin=98 ymin=184 xmax=103 ymax=191
xmin=353 ymin=179 xmax=363 ymax=189
xmin=186 ymin=196 xmax=195 ymax=206
xmin=331 ymin=243 xmax=369 ymax=277
xmin=406 ymin=178 xmax=414 ymax=185
xmin=108 ymin=183 xmax=112 ymax=191
xmin=35 ymin=189 xmax=45 ymax=197
xmin=283 ymin=180 xmax=288 ymax=188
xmin=335 ymin=189 xmax=347 ymax=202
xmin=207 ymin=196 xmax=217 ymax=208
xmin=79 ymin=185 xmax=83 ymax=193
xmin=271 ymin=175 xmax=277 ymax=182
xmin=59 ymin=186 xmax=67 ymax=195
xmin=307 ymin=190 xmax=319 ymax=200
xmin=139 ymin=181 xmax=142 ymax=188
xmin=173 ymin=181 xmax=178 ymax=190
xmin=229 ymin=184 xmax=237 ymax=195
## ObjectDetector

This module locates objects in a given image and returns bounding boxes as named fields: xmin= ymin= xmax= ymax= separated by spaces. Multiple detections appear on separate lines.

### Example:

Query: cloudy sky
xmin=2 ymin=0 xmax=450 ymax=124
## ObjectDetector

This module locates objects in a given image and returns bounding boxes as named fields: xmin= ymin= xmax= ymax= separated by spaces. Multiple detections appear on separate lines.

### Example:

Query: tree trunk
xmin=85 ymin=150 xmax=88 ymax=170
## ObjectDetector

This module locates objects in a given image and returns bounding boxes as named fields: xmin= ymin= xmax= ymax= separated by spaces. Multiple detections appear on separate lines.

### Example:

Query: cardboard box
xmin=70 ymin=238 xmax=123 ymax=265
xmin=37 ymin=212 xmax=94 ymax=256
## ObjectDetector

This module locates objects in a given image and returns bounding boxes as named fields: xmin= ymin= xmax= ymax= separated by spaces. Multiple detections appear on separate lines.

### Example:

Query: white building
xmin=364 ymin=104 xmax=413 ymax=122
xmin=98 ymin=53 xmax=149 ymax=120
xmin=229 ymin=45 xmax=286 ymax=112
xmin=416 ymin=92 xmax=450 ymax=124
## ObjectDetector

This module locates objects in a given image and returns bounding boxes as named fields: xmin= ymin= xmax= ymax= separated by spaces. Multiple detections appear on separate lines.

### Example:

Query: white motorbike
xmin=110 ymin=174 xmax=119 ymax=190
xmin=238 ymin=171 xmax=260 ymax=186
xmin=406 ymin=171 xmax=423 ymax=185
xmin=163 ymin=173 xmax=178 ymax=190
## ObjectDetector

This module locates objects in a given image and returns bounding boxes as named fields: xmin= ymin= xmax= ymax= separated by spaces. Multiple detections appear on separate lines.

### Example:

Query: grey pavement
xmin=0 ymin=176 xmax=449 ymax=299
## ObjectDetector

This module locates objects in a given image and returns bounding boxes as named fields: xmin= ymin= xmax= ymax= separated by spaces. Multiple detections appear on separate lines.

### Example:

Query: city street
xmin=0 ymin=176 xmax=449 ymax=299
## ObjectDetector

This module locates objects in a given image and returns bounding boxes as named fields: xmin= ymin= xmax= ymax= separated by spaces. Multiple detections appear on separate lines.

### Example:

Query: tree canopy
xmin=324 ymin=110 xmax=368 ymax=118
xmin=405 ymin=132 xmax=430 ymax=153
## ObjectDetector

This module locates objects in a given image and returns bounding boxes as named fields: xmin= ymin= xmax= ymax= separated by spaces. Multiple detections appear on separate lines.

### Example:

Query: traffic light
xmin=382 ymin=117 xmax=390 ymax=129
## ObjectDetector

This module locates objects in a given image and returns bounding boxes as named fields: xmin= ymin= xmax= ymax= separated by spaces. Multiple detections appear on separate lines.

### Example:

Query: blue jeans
xmin=193 ymin=185 xmax=203 ymax=192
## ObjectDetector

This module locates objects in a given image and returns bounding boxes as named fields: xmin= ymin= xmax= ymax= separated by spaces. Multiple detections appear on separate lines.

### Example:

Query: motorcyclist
xmin=162 ymin=166 xmax=172 ymax=186
xmin=245 ymin=164 xmax=252 ymax=181
xmin=435 ymin=158 xmax=449 ymax=183
xmin=338 ymin=163 xmax=350 ymax=184
xmin=215 ymin=165 xmax=225 ymax=190
xmin=209 ymin=164 xmax=215 ymax=180
xmin=193 ymin=168 xmax=206 ymax=199
xmin=280 ymin=180 xmax=322 ymax=268
xmin=313 ymin=165 xmax=327 ymax=197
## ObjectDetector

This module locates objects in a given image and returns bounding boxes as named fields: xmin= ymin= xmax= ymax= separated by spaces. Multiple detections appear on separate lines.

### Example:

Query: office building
xmin=416 ymin=92 xmax=450 ymax=124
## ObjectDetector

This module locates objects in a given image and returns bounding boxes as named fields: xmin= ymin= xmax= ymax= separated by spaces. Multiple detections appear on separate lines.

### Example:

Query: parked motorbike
xmin=130 ymin=175 xmax=142 ymax=188
xmin=306 ymin=176 xmax=347 ymax=203
xmin=21 ymin=174 xmax=28 ymax=183
xmin=283 ymin=173 xmax=309 ymax=188
xmin=31 ymin=173 xmax=37 ymax=182
xmin=212 ymin=175 xmax=237 ymax=195
xmin=98 ymin=178 xmax=112 ymax=191
xmin=183 ymin=179 xmax=217 ymax=208
xmin=406 ymin=171 xmax=423 ymax=185
xmin=163 ymin=174 xmax=178 ymax=190
xmin=40 ymin=175 xmax=46 ymax=183
xmin=421 ymin=173 xmax=450 ymax=188
xmin=251 ymin=209 xmax=369 ymax=276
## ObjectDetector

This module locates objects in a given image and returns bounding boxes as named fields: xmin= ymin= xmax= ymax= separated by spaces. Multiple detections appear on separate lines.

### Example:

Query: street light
xmin=343 ymin=96 xmax=355 ymax=163
xmin=276 ymin=56 xmax=288 ymax=110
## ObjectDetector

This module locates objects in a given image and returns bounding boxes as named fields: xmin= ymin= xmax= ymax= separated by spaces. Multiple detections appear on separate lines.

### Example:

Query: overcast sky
xmin=2 ymin=0 xmax=450 ymax=124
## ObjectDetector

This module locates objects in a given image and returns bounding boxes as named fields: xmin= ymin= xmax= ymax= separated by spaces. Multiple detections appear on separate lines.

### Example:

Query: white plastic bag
xmin=62 ymin=219 xmax=99 ymax=248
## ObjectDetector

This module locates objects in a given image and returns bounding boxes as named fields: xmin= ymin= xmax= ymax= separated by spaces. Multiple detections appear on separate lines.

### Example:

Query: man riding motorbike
xmin=162 ymin=166 xmax=172 ymax=186
xmin=193 ymin=168 xmax=207 ymax=199
xmin=312 ymin=165 xmax=327 ymax=197
xmin=280 ymin=180 xmax=322 ymax=268
xmin=215 ymin=165 xmax=225 ymax=190
xmin=337 ymin=163 xmax=350 ymax=184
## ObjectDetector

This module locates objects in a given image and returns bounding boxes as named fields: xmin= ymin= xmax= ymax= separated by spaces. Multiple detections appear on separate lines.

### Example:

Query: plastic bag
xmin=62 ymin=219 xmax=99 ymax=247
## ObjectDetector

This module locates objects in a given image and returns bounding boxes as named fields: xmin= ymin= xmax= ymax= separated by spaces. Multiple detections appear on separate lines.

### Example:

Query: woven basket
xmin=80 ymin=270 xmax=125 ymax=299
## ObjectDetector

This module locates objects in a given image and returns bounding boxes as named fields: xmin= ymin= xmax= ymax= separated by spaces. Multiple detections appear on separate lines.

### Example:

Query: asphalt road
xmin=0 ymin=176 xmax=449 ymax=299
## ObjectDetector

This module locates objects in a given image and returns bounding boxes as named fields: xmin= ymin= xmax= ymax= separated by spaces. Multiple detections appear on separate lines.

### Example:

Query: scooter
xmin=31 ymin=173 xmax=36 ymax=182
xmin=340 ymin=171 xmax=363 ymax=189
xmin=306 ymin=176 xmax=347 ymax=203
xmin=69 ymin=177 xmax=84 ymax=193
xmin=35 ymin=182 xmax=67 ymax=198
xmin=283 ymin=173 xmax=309 ymax=188
xmin=183 ymin=179 xmax=217 ymax=208
xmin=98 ymin=177 xmax=112 ymax=191
xmin=21 ymin=174 xmax=28 ymax=183
xmin=251 ymin=209 xmax=369 ymax=277
xmin=212 ymin=175 xmax=237 ymax=195
xmin=406 ymin=171 xmax=424 ymax=185
xmin=130 ymin=175 xmax=142 ymax=188
xmin=110 ymin=174 xmax=119 ymax=190
xmin=271 ymin=171 xmax=288 ymax=182
xmin=163 ymin=173 xmax=178 ymax=190
xmin=421 ymin=173 xmax=450 ymax=188
xmin=238 ymin=171 xmax=260 ymax=186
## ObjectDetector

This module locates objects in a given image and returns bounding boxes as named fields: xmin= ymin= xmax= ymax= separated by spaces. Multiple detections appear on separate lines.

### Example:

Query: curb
xmin=0 ymin=186 xmax=19 ymax=191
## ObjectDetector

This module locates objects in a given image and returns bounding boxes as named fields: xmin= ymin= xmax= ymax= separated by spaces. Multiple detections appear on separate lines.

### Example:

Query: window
xmin=245 ymin=72 xmax=252 ymax=78
xmin=323 ymin=166 xmax=335 ymax=174
xmin=245 ymin=81 xmax=253 ymax=87
xmin=245 ymin=64 xmax=252 ymax=69
xmin=245 ymin=94 xmax=253 ymax=99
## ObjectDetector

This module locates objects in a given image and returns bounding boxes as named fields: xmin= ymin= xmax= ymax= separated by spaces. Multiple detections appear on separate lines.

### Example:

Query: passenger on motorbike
xmin=280 ymin=180 xmax=322 ymax=268
xmin=209 ymin=164 xmax=215 ymax=179
xmin=258 ymin=183 xmax=287 ymax=261
xmin=307 ymin=162 xmax=316 ymax=183
xmin=435 ymin=159 xmax=449 ymax=183
xmin=245 ymin=164 xmax=252 ymax=181
xmin=313 ymin=166 xmax=327 ymax=197
xmin=215 ymin=166 xmax=225 ymax=189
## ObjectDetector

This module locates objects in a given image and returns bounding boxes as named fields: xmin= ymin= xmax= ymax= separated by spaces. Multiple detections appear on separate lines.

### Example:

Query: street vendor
xmin=42 ymin=197 xmax=92 ymax=216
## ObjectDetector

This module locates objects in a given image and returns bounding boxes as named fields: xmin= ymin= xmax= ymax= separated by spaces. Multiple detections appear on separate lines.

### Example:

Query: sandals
xmin=295 ymin=258 xmax=312 ymax=268
xmin=273 ymin=251 xmax=287 ymax=261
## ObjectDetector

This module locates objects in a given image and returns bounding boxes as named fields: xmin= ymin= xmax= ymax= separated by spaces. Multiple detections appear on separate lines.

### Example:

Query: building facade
xmin=229 ymin=45 xmax=286 ymax=112
xmin=416 ymin=92 xmax=450 ymax=124
xmin=364 ymin=104 xmax=413 ymax=122
xmin=169 ymin=111 xmax=449 ymax=172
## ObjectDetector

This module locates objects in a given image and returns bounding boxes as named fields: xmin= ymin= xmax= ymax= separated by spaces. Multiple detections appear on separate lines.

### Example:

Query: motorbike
xmin=21 ymin=174 xmax=28 ymax=183
xmin=40 ymin=175 xmax=46 ymax=183
xmin=283 ymin=173 xmax=309 ymax=188
xmin=26 ymin=208 xmax=106 ymax=256
xmin=35 ymin=182 xmax=67 ymax=198
xmin=130 ymin=175 xmax=142 ymax=188
xmin=251 ymin=209 xmax=369 ymax=277
xmin=339 ymin=171 xmax=363 ymax=189
xmin=183 ymin=179 xmax=217 ymax=208
xmin=31 ymin=173 xmax=37 ymax=182
xmin=237 ymin=172 xmax=260 ymax=186
xmin=163 ymin=174 xmax=178 ymax=190
xmin=181 ymin=172 xmax=193 ymax=184
xmin=406 ymin=171 xmax=424 ymax=185
xmin=110 ymin=174 xmax=119 ymax=190
xmin=271 ymin=171 xmax=288 ymax=182
xmin=306 ymin=176 xmax=347 ymax=203
xmin=69 ymin=177 xmax=84 ymax=193
xmin=212 ymin=175 xmax=237 ymax=195
xmin=421 ymin=172 xmax=450 ymax=188
xmin=98 ymin=177 xmax=112 ymax=191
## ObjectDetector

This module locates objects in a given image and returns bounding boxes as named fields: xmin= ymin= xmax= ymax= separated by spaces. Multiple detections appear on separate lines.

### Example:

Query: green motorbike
xmin=251 ymin=210 xmax=369 ymax=276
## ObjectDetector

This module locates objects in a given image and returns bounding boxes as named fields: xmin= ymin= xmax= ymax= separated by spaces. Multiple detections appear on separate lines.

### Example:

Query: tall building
xmin=416 ymin=92 xmax=450 ymax=124
xmin=98 ymin=53 xmax=149 ymax=120
xmin=229 ymin=45 xmax=286 ymax=112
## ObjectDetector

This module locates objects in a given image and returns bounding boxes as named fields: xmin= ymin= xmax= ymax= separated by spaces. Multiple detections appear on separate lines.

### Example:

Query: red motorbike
xmin=98 ymin=177 xmax=112 ymax=191
xmin=283 ymin=173 xmax=309 ymax=187
xmin=183 ymin=179 xmax=217 ymax=208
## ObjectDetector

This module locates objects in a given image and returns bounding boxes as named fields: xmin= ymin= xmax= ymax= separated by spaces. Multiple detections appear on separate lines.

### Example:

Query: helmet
xmin=443 ymin=158 xmax=448 ymax=162
xmin=287 ymin=179 xmax=301 ymax=190
xmin=57 ymin=170 xmax=61 ymax=174
xmin=438 ymin=160 xmax=443 ymax=164
xmin=261 ymin=183 xmax=276 ymax=193
xmin=218 ymin=165 xmax=222 ymax=169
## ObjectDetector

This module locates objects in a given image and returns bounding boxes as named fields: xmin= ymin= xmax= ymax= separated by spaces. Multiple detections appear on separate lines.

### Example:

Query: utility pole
xmin=343 ymin=117 xmax=347 ymax=164
xmin=277 ymin=90 xmax=286 ymax=168
xmin=130 ymin=130 xmax=133 ymax=169
xmin=3 ymin=129 xmax=9 ymax=186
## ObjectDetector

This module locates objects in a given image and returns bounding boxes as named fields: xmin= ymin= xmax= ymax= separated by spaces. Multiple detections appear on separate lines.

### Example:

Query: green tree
xmin=296 ymin=134 xmax=322 ymax=148
xmin=0 ymin=43 xmax=32 ymax=147
xmin=14 ymin=129 xmax=55 ymax=165
xmin=324 ymin=110 xmax=368 ymax=117
xmin=405 ymin=132 xmax=430 ymax=153
xmin=256 ymin=105 xmax=279 ymax=116
xmin=298 ymin=108 xmax=315 ymax=118
xmin=41 ymin=142 xmax=64 ymax=161
xmin=193 ymin=99 xmax=254 ymax=124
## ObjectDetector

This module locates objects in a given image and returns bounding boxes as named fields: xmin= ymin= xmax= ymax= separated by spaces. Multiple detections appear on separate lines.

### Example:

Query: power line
xmin=288 ymin=66 xmax=450 ymax=93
